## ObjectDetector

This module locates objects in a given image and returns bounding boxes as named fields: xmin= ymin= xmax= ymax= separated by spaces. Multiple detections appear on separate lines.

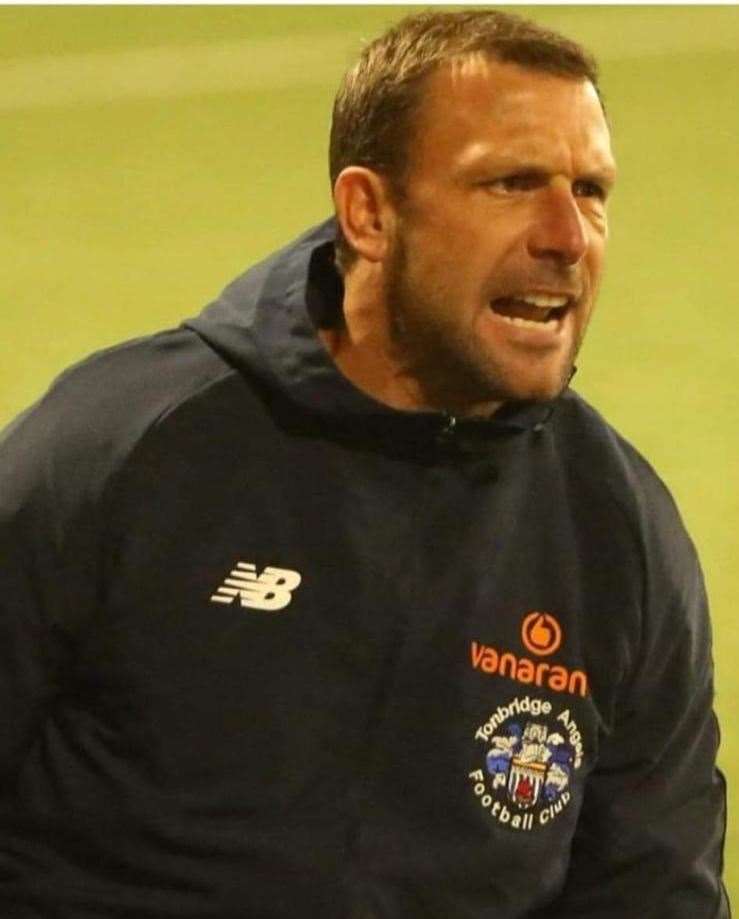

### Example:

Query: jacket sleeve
xmin=0 ymin=403 xmax=72 ymax=784
xmin=0 ymin=363 xmax=131 ymax=785
xmin=537 ymin=483 xmax=729 ymax=917
xmin=0 ymin=334 xmax=225 ymax=787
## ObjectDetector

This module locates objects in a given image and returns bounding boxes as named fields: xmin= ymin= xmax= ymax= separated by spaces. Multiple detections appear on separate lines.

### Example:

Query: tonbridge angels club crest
xmin=506 ymin=722 xmax=555 ymax=808
xmin=469 ymin=694 xmax=585 ymax=832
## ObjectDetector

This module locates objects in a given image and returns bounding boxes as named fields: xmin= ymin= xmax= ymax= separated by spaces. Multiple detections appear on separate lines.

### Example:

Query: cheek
xmin=399 ymin=207 xmax=513 ymax=307
xmin=586 ymin=223 xmax=608 ymax=269
xmin=585 ymin=254 xmax=606 ymax=303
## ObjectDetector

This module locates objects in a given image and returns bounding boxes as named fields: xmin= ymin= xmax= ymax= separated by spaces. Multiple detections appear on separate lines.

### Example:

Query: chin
xmin=495 ymin=368 xmax=574 ymax=405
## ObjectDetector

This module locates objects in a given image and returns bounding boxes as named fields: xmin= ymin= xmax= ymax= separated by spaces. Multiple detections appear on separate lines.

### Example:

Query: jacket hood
xmin=185 ymin=218 xmax=557 ymax=436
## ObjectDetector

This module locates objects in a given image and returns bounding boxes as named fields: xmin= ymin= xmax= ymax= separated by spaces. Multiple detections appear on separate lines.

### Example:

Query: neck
xmin=318 ymin=262 xmax=501 ymax=418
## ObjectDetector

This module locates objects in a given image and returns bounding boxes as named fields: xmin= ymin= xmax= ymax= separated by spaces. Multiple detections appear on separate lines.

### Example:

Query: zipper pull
xmin=436 ymin=413 xmax=458 ymax=445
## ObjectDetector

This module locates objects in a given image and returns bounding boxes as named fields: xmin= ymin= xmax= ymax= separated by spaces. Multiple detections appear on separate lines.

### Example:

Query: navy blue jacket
xmin=0 ymin=220 xmax=729 ymax=917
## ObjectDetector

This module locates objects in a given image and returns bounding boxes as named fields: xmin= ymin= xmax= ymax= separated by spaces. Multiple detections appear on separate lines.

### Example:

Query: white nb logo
xmin=210 ymin=562 xmax=302 ymax=611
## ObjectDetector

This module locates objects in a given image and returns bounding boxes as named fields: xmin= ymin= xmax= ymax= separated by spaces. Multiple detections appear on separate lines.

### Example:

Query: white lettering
xmin=477 ymin=696 xmax=553 ymax=742
xmin=556 ymin=709 xmax=585 ymax=768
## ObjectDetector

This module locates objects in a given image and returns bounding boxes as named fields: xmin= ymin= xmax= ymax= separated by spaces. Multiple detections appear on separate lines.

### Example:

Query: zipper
xmin=436 ymin=413 xmax=458 ymax=445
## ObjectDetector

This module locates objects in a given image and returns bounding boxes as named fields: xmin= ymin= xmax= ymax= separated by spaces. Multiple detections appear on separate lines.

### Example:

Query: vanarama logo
xmin=471 ymin=612 xmax=589 ymax=698
xmin=521 ymin=612 xmax=561 ymax=656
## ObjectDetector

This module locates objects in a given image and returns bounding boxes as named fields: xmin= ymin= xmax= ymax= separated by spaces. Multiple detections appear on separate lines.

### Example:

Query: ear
xmin=333 ymin=167 xmax=396 ymax=264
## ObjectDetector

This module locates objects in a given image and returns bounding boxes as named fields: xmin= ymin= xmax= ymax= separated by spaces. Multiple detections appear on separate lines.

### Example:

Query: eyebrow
xmin=583 ymin=164 xmax=618 ymax=186
xmin=460 ymin=155 xmax=618 ymax=189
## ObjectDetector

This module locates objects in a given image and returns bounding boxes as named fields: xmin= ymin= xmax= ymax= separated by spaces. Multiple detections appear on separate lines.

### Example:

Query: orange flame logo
xmin=521 ymin=612 xmax=562 ymax=657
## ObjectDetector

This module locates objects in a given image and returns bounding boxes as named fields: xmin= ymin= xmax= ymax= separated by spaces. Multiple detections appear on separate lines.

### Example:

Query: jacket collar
xmin=188 ymin=218 xmax=562 ymax=436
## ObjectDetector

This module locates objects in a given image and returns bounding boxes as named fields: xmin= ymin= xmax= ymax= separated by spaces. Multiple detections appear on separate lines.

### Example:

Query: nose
xmin=527 ymin=184 xmax=588 ymax=266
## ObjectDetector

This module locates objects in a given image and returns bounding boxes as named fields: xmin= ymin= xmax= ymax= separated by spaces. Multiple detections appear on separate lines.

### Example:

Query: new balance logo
xmin=210 ymin=562 xmax=302 ymax=611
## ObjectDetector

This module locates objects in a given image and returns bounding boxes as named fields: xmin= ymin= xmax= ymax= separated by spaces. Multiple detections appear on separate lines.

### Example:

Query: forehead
xmin=410 ymin=55 xmax=615 ymax=176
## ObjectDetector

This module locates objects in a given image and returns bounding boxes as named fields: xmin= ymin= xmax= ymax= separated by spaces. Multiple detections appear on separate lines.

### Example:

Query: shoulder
xmin=551 ymin=390 xmax=701 ymax=604
xmin=552 ymin=391 xmax=711 ymax=685
xmin=38 ymin=326 xmax=235 ymax=437
xmin=552 ymin=389 xmax=685 ymax=531
xmin=0 ymin=327 xmax=239 ymax=518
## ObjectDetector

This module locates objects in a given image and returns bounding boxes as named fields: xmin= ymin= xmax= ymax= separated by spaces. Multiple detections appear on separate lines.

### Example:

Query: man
xmin=0 ymin=9 xmax=729 ymax=918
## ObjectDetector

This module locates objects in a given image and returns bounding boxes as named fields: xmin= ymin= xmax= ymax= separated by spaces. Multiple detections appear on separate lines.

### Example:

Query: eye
xmin=573 ymin=179 xmax=608 ymax=201
xmin=484 ymin=172 xmax=545 ymax=193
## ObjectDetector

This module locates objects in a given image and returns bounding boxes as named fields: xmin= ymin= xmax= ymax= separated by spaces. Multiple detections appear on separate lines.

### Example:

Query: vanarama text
xmin=471 ymin=640 xmax=588 ymax=698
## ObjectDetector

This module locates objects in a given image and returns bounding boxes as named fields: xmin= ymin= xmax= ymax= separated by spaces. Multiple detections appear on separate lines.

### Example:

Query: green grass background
xmin=2 ymin=4 xmax=737 ymax=900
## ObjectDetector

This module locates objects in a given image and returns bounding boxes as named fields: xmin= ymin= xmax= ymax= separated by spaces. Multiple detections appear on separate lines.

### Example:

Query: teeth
xmin=500 ymin=314 xmax=559 ymax=329
xmin=519 ymin=293 xmax=569 ymax=309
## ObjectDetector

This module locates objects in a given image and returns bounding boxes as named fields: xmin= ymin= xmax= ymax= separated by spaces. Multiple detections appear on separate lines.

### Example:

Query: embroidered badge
xmin=468 ymin=694 xmax=584 ymax=832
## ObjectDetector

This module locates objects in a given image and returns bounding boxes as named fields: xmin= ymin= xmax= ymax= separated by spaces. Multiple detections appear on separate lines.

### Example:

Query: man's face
xmin=383 ymin=56 xmax=617 ymax=414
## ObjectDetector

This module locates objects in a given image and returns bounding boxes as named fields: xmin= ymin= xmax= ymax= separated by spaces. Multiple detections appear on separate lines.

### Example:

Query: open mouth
xmin=490 ymin=293 xmax=572 ymax=327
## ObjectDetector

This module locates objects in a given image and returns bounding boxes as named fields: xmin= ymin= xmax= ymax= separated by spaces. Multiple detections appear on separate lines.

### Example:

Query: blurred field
xmin=2 ymin=4 xmax=737 ymax=900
